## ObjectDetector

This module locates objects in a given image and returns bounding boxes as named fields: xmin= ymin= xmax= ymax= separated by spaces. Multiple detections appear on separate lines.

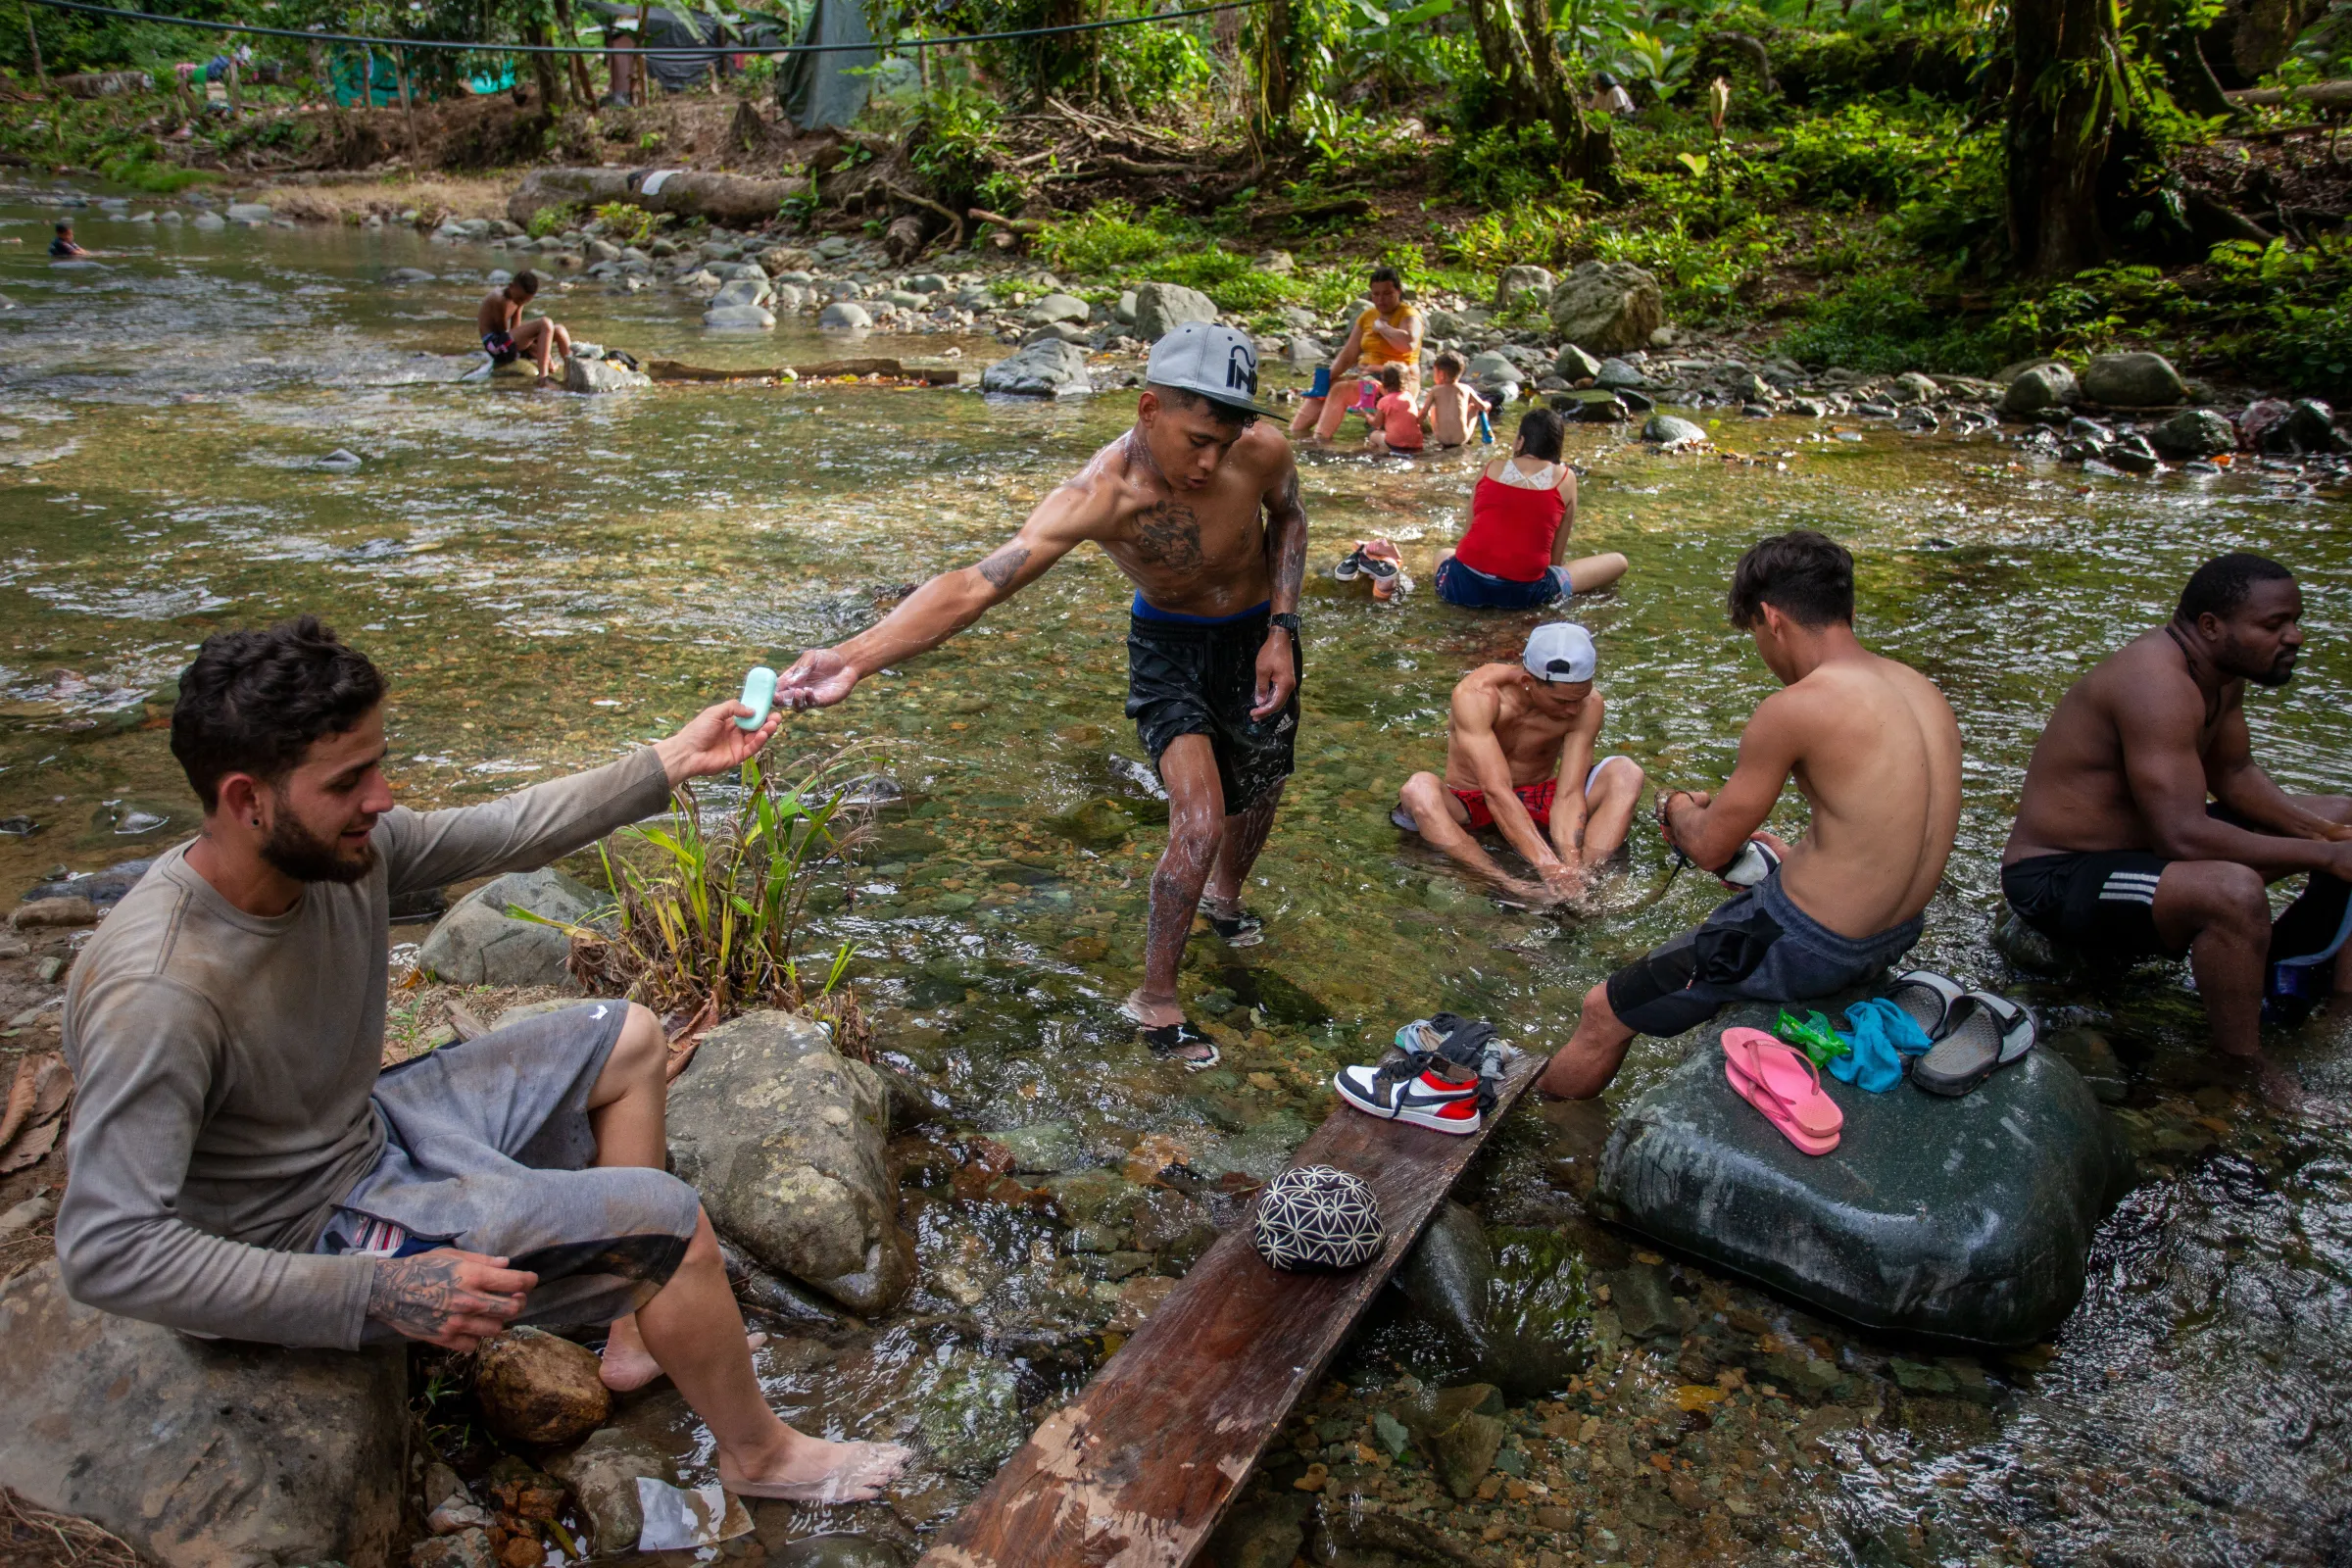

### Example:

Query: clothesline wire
xmin=22 ymin=0 xmax=1265 ymax=57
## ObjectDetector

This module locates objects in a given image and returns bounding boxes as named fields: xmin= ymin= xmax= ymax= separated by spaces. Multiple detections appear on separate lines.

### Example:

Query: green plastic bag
xmin=1774 ymin=1007 xmax=1849 ymax=1068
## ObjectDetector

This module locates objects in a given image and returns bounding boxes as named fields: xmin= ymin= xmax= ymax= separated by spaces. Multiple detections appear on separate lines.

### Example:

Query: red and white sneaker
xmin=1335 ymin=1055 xmax=1483 ymax=1135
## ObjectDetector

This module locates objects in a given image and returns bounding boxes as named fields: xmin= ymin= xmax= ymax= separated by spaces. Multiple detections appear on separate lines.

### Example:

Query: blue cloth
xmin=1435 ymin=557 xmax=1566 ymax=610
xmin=1130 ymin=594 xmax=1270 ymax=626
xmin=1827 ymin=998 xmax=1934 ymax=1094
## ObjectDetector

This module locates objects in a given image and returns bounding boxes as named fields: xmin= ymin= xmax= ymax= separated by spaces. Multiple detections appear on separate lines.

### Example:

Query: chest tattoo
xmin=1135 ymin=500 xmax=1205 ymax=571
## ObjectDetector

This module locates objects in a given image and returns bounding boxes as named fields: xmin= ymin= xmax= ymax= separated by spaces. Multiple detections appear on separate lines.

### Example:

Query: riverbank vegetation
xmin=1 ymin=0 xmax=2348 ymax=392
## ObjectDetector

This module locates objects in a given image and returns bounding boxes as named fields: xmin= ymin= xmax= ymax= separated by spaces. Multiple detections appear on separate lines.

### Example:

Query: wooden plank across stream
xmin=914 ymin=1052 xmax=1546 ymax=1568
xmin=645 ymin=357 xmax=971 ymax=386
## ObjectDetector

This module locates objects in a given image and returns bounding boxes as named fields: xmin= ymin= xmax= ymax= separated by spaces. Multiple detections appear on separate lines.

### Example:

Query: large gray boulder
xmin=1554 ymin=343 xmax=1602 ymax=381
xmin=1494 ymin=265 xmax=1555 ymax=310
xmin=418 ymin=866 xmax=601 ymax=989
xmin=710 ymin=275 xmax=772 ymax=310
xmin=1642 ymin=413 xmax=1709 ymax=448
xmin=0 ymin=1261 xmax=409 ymax=1567
xmin=1547 ymin=261 xmax=1665 ymax=354
xmin=2148 ymin=407 xmax=2237 ymax=459
xmin=665 ymin=1009 xmax=913 ymax=1313
xmin=1594 ymin=999 xmax=2132 ymax=1346
xmin=1285 ymin=333 xmax=1329 ymax=368
xmin=1999 ymin=361 xmax=2079 ymax=417
xmin=818 ymin=301 xmax=872 ymax=332
xmin=1130 ymin=281 xmax=1217 ymax=343
xmin=564 ymin=356 xmax=651 ymax=393
xmin=2080 ymin=350 xmax=2187 ymax=408
xmin=980 ymin=337 xmax=1093 ymax=399
xmin=1021 ymin=292 xmax=1091 ymax=327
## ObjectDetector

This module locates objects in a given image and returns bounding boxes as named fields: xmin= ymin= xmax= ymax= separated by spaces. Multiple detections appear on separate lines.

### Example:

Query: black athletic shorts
xmin=1126 ymin=605 xmax=1300 ymax=813
xmin=2001 ymin=850 xmax=2178 ymax=959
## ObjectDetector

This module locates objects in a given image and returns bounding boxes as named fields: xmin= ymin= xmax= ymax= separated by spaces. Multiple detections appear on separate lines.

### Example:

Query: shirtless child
xmin=1394 ymin=622 xmax=1644 ymax=905
xmin=477 ymin=270 xmax=570 ymax=380
xmin=1417 ymin=352 xmax=1490 ymax=448
xmin=1539 ymin=530 xmax=1962 ymax=1098
xmin=778 ymin=324 xmax=1308 ymax=1069
xmin=2003 ymin=553 xmax=2352 ymax=1088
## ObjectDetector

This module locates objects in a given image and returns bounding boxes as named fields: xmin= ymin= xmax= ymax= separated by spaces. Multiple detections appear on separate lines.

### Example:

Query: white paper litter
xmin=634 ymin=1477 xmax=754 ymax=1552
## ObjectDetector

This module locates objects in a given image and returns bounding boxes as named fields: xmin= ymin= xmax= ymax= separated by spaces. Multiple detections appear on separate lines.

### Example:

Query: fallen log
xmin=2228 ymin=79 xmax=2352 ymax=108
xmin=645 ymin=357 xmax=970 ymax=385
xmin=506 ymin=167 xmax=811 ymax=228
xmin=914 ymin=1050 xmax=1545 ymax=1568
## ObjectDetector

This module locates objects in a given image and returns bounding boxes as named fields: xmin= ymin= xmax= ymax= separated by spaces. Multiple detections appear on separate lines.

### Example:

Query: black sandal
xmin=1201 ymin=902 xmax=1264 ymax=948
xmin=1141 ymin=1021 xmax=1221 ymax=1070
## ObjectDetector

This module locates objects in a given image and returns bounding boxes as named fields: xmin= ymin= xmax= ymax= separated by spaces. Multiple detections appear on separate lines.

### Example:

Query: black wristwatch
xmin=1270 ymin=612 xmax=1301 ymax=637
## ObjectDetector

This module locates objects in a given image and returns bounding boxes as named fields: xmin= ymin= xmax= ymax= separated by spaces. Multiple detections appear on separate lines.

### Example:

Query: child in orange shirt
xmin=1366 ymin=364 xmax=1425 ymax=455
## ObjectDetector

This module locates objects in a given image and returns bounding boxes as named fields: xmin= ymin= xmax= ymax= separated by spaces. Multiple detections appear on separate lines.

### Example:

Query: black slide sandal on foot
xmin=1141 ymin=1021 xmax=1221 ymax=1070
xmin=1203 ymin=906 xmax=1264 ymax=947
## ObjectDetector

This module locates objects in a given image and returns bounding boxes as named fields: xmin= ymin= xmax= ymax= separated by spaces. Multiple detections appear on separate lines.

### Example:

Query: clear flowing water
xmin=5 ymin=188 xmax=2350 ymax=1565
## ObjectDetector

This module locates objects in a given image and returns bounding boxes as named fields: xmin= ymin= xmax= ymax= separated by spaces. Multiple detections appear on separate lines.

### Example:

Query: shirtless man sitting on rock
xmin=1393 ymin=621 xmax=1645 ymax=906
xmin=779 ymin=323 xmax=1307 ymax=1070
xmin=2003 ymin=553 xmax=2352 ymax=1094
xmin=1540 ymin=530 xmax=1962 ymax=1098
xmin=60 ymin=617 xmax=907 ymax=1505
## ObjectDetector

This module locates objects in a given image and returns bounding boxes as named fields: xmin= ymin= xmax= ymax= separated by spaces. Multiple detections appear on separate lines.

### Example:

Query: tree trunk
xmin=23 ymin=3 xmax=44 ymax=88
xmin=554 ymin=0 xmax=597 ymax=106
xmin=1463 ymin=0 xmax=1539 ymax=114
xmin=2006 ymin=0 xmax=2122 ymax=278
xmin=1250 ymin=0 xmax=1299 ymax=139
xmin=527 ymin=20 xmax=565 ymax=110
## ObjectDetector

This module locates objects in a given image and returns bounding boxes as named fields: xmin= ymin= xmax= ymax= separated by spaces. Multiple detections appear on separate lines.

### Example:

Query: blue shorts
xmin=1436 ymin=556 xmax=1569 ymax=610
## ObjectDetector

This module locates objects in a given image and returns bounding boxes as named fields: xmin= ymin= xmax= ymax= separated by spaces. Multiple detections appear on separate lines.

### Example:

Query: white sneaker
xmin=1334 ymin=1057 xmax=1483 ymax=1135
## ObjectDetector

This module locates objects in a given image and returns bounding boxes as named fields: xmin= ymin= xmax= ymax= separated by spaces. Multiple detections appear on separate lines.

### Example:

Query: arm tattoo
xmin=367 ymin=1252 xmax=471 ymax=1339
xmin=1265 ymin=467 xmax=1308 ymax=610
xmin=976 ymin=542 xmax=1032 ymax=590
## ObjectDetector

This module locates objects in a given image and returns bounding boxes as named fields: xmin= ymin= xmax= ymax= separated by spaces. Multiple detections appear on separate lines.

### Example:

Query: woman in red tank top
xmin=1435 ymin=408 xmax=1629 ymax=610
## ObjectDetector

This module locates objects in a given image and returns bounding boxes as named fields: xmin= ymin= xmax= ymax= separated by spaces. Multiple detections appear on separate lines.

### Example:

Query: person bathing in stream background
xmin=1539 ymin=530 xmax=1962 ymax=1099
xmin=778 ymin=323 xmax=1307 ymax=1070
xmin=1292 ymin=265 xmax=1425 ymax=444
xmin=1393 ymin=621 xmax=1645 ymax=906
xmin=59 ymin=617 xmax=909 ymax=1505
xmin=1418 ymin=351 xmax=1491 ymax=449
xmin=2003 ymin=552 xmax=2352 ymax=1102
xmin=476 ymin=270 xmax=569 ymax=381
xmin=1365 ymin=364 xmax=1425 ymax=456
xmin=1435 ymin=408 xmax=1628 ymax=611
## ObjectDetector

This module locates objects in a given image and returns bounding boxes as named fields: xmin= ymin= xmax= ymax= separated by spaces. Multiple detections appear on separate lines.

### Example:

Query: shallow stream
xmin=3 ymin=187 xmax=2349 ymax=1565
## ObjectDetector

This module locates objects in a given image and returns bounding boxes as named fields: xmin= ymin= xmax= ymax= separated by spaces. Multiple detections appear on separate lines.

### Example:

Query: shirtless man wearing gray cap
xmin=1393 ymin=622 xmax=1646 ymax=905
xmin=779 ymin=323 xmax=1309 ymax=1068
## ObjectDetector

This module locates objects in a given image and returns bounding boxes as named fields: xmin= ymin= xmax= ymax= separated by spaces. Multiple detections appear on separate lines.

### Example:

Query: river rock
xmin=13 ymin=895 xmax=96 ymax=928
xmin=1021 ymin=321 xmax=1090 ymax=347
xmin=1888 ymin=371 xmax=1939 ymax=405
xmin=1593 ymin=999 xmax=2133 ymax=1346
xmin=2000 ymin=361 xmax=2078 ymax=417
xmin=1022 ymin=292 xmax=1091 ymax=327
xmin=1286 ymin=333 xmax=1328 ymax=368
xmin=1396 ymin=1200 xmax=1492 ymax=1348
xmin=2080 ymin=350 xmax=2187 ymax=407
xmin=1548 ymin=261 xmax=1664 ymax=354
xmin=1593 ymin=357 xmax=1646 ymax=390
xmin=980 ymin=337 xmax=1093 ymax=399
xmin=418 ymin=867 xmax=599 ymax=988
xmin=564 ymin=355 xmax=652 ymax=393
xmin=1049 ymin=796 xmax=1134 ymax=846
xmin=224 ymin=202 xmax=271 ymax=223
xmin=1642 ymin=414 xmax=1708 ymax=448
xmin=473 ymin=1326 xmax=611 ymax=1446
xmin=819 ymin=301 xmax=873 ymax=332
xmin=665 ymin=1009 xmax=913 ymax=1313
xmin=710 ymin=275 xmax=772 ymax=310
xmin=193 ymin=211 xmax=226 ymax=230
xmin=2148 ymin=407 xmax=2237 ymax=458
xmin=545 ymin=1428 xmax=672 ymax=1555
xmin=1554 ymin=343 xmax=1602 ymax=381
xmin=1202 ymin=1494 xmax=1311 ymax=1568
xmin=0 ymin=1261 xmax=408 ymax=1567
xmin=771 ymin=282 xmax=808 ymax=314
xmin=413 ymin=1530 xmax=494 ymax=1568
xmin=773 ymin=1538 xmax=906 ymax=1568
xmin=1131 ymin=281 xmax=1218 ymax=342
xmin=1393 ymin=1382 xmax=1506 ymax=1499
xmin=383 ymin=266 xmax=434 ymax=284
xmin=1494 ymin=265 xmax=1555 ymax=309
xmin=704 ymin=304 xmax=777 ymax=329
xmin=2281 ymin=398 xmax=2350 ymax=454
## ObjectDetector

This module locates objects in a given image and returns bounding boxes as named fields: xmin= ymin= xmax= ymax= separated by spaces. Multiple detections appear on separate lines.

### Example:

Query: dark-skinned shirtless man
xmin=2003 ymin=553 xmax=2352 ymax=1095
xmin=1540 ymin=531 xmax=1962 ymax=1098
xmin=1394 ymin=621 xmax=1646 ymax=905
xmin=778 ymin=324 xmax=1307 ymax=1068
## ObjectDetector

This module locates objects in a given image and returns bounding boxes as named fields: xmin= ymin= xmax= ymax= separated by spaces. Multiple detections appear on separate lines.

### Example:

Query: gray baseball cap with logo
xmin=1145 ymin=321 xmax=1285 ymax=420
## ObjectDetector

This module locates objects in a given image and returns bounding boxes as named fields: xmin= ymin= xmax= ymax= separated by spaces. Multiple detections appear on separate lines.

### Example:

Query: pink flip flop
xmin=1722 ymin=1027 xmax=1842 ymax=1155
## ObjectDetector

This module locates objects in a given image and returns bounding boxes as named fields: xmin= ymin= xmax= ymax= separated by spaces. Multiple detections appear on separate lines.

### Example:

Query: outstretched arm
xmin=1660 ymin=689 xmax=1802 ymax=870
xmin=1252 ymin=451 xmax=1308 ymax=720
xmin=778 ymin=467 xmax=1114 ymax=709
xmin=2125 ymin=687 xmax=2352 ymax=873
xmin=2203 ymin=696 xmax=2352 ymax=843
xmin=1453 ymin=687 xmax=1564 ymax=878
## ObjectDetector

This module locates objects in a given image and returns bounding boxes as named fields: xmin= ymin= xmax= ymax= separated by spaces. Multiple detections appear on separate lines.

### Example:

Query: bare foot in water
xmin=1120 ymin=988 xmax=1184 ymax=1031
xmin=717 ymin=1433 xmax=913 ymax=1504
xmin=601 ymin=1316 xmax=766 ymax=1393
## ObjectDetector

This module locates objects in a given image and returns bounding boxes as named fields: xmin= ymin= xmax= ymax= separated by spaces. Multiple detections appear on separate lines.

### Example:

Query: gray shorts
xmin=320 ymin=1002 xmax=701 ymax=1334
xmin=1604 ymin=870 xmax=1922 ymax=1039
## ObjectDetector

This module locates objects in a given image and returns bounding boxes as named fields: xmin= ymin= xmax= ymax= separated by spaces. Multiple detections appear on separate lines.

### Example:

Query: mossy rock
xmin=1050 ymin=797 xmax=1136 ymax=846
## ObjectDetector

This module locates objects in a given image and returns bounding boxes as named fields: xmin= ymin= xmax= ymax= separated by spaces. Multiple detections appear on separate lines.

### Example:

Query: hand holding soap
xmin=735 ymin=665 xmax=778 ymax=731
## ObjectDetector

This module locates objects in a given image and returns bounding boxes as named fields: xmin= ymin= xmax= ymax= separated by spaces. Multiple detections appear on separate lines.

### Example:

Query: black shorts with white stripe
xmin=2002 ymin=849 xmax=2179 ymax=959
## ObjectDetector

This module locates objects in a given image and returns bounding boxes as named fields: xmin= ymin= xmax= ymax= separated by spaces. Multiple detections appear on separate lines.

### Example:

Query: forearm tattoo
xmin=1266 ymin=468 xmax=1308 ymax=608
xmin=976 ymin=543 xmax=1032 ymax=590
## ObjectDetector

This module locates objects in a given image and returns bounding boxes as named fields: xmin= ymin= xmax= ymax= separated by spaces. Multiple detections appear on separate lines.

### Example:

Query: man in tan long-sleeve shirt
xmin=61 ymin=616 xmax=907 ymax=1506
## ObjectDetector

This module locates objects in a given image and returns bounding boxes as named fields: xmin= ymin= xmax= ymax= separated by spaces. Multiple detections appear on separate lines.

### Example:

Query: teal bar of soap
xmin=736 ymin=665 xmax=778 ymax=730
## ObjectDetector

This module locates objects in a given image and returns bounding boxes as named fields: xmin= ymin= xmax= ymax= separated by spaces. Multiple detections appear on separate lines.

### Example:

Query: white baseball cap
xmin=1146 ymin=321 xmax=1283 ymax=419
xmin=1523 ymin=621 xmax=1597 ymax=683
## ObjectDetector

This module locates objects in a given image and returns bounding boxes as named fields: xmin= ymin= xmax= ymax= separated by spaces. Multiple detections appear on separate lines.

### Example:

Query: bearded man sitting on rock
xmin=58 ymin=616 xmax=908 ymax=1505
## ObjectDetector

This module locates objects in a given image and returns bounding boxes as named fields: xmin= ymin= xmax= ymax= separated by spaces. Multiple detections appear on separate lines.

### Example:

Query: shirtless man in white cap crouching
xmin=1393 ymin=622 xmax=1646 ymax=906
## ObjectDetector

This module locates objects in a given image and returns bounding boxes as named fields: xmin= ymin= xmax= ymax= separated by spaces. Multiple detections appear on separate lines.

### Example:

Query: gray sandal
xmin=1911 ymin=992 xmax=2035 ymax=1097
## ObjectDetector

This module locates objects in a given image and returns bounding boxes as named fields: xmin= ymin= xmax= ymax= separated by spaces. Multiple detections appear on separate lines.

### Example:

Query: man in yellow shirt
xmin=1292 ymin=266 xmax=1425 ymax=443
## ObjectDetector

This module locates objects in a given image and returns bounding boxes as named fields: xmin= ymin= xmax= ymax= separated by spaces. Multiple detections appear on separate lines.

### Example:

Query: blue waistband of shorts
xmin=1130 ymin=595 xmax=1271 ymax=626
xmin=1749 ymin=868 xmax=1924 ymax=959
